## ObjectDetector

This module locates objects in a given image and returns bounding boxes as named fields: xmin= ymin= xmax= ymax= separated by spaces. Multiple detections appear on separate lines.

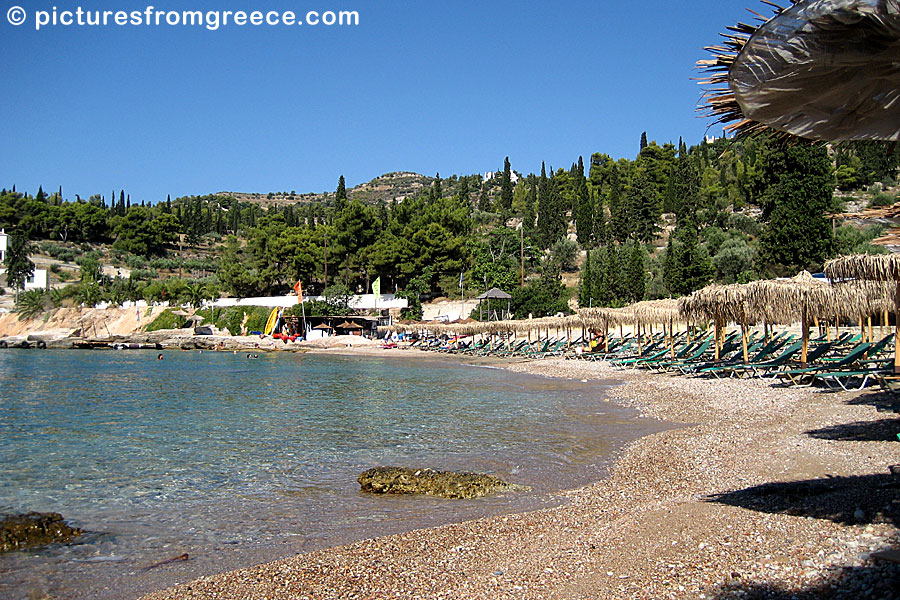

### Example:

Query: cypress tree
xmin=627 ymin=169 xmax=659 ymax=243
xmin=522 ymin=176 xmax=537 ymax=236
xmin=663 ymin=217 xmax=713 ymax=296
xmin=335 ymin=175 xmax=348 ymax=212
xmin=574 ymin=156 xmax=592 ymax=246
xmin=458 ymin=177 xmax=470 ymax=204
xmin=432 ymin=173 xmax=443 ymax=201
xmin=625 ymin=241 xmax=646 ymax=303
xmin=536 ymin=162 xmax=551 ymax=247
xmin=591 ymin=189 xmax=607 ymax=246
xmin=578 ymin=248 xmax=596 ymax=308
xmin=477 ymin=183 xmax=492 ymax=212
xmin=757 ymin=142 xmax=834 ymax=272
xmin=499 ymin=157 xmax=513 ymax=213
xmin=640 ymin=131 xmax=648 ymax=151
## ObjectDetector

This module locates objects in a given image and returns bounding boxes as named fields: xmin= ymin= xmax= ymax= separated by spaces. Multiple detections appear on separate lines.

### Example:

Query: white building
xmin=24 ymin=269 xmax=49 ymax=291
xmin=482 ymin=171 xmax=520 ymax=185
xmin=0 ymin=229 xmax=6 ymax=263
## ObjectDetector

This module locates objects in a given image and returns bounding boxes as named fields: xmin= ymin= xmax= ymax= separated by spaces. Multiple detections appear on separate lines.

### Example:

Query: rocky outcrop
xmin=358 ymin=467 xmax=529 ymax=499
xmin=0 ymin=512 xmax=83 ymax=553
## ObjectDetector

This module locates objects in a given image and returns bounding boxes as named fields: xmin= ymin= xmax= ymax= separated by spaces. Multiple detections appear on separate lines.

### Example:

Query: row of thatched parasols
xmin=379 ymin=254 xmax=900 ymax=369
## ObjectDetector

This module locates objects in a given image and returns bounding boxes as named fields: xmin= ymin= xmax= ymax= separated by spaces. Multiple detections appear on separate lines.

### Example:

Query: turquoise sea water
xmin=0 ymin=350 xmax=664 ymax=599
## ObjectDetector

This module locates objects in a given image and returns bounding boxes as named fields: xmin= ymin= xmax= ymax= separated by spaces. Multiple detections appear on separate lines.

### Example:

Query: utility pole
xmin=323 ymin=229 xmax=328 ymax=289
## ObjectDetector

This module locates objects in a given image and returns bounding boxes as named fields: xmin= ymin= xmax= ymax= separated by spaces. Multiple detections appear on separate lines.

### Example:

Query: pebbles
xmin=140 ymin=356 xmax=899 ymax=600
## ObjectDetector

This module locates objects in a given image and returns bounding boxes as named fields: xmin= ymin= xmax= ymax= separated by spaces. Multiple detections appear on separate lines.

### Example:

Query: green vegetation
xmin=144 ymin=308 xmax=186 ymax=332
xmin=5 ymin=137 xmax=898 ymax=315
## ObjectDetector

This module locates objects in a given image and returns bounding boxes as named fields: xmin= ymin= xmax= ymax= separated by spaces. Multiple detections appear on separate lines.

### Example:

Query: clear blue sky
xmin=1 ymin=0 xmax=758 ymax=203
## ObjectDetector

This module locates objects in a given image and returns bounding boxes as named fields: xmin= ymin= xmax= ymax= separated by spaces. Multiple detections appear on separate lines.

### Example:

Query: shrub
xmin=144 ymin=308 xmax=186 ymax=332
xmin=125 ymin=254 xmax=148 ymax=269
xmin=15 ymin=289 xmax=50 ymax=320
xmin=867 ymin=192 xmax=897 ymax=208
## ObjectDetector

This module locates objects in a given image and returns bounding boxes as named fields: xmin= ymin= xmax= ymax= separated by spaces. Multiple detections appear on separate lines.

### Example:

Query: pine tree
xmin=4 ymin=231 xmax=34 ymax=301
xmin=431 ymin=173 xmax=443 ymax=201
xmin=499 ymin=157 xmax=513 ymax=213
xmin=35 ymin=186 xmax=46 ymax=203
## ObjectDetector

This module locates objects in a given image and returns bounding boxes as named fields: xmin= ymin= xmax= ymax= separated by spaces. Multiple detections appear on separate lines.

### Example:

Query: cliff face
xmin=0 ymin=306 xmax=170 ymax=339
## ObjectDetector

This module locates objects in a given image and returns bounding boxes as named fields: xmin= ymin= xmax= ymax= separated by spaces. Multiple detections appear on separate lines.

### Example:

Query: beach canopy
xmin=700 ymin=0 xmax=900 ymax=140
xmin=476 ymin=288 xmax=513 ymax=300
xmin=336 ymin=321 xmax=363 ymax=330
xmin=825 ymin=253 xmax=900 ymax=371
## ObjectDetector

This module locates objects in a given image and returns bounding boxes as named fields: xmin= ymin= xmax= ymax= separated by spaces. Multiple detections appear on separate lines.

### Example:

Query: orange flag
xmin=294 ymin=280 xmax=303 ymax=304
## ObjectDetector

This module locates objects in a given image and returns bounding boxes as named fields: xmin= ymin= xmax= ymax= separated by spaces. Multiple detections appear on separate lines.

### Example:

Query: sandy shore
xmin=138 ymin=352 xmax=899 ymax=600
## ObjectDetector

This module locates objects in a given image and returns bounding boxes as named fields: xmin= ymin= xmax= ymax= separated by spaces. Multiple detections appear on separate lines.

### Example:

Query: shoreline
xmin=138 ymin=352 xmax=900 ymax=600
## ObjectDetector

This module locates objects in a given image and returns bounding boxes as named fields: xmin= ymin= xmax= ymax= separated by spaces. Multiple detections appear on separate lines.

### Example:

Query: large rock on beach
xmin=358 ymin=467 xmax=528 ymax=499
xmin=0 ymin=512 xmax=83 ymax=553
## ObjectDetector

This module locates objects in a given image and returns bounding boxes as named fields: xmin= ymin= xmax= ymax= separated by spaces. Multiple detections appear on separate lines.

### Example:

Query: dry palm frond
xmin=698 ymin=1 xmax=900 ymax=142
xmin=825 ymin=253 xmax=900 ymax=283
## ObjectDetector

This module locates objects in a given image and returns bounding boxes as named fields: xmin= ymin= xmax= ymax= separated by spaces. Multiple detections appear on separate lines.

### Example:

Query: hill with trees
xmin=2 ymin=135 xmax=898 ymax=321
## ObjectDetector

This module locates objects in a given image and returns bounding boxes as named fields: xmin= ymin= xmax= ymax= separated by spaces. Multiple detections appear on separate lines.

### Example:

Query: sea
xmin=0 ymin=349 xmax=666 ymax=599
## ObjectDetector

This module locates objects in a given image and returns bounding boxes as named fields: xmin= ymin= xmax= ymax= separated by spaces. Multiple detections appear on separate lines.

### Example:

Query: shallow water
xmin=0 ymin=350 xmax=664 ymax=599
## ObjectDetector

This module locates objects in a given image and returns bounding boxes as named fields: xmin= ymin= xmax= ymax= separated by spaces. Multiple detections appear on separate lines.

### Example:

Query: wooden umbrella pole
xmin=859 ymin=316 xmax=865 ymax=343
xmin=714 ymin=319 xmax=721 ymax=361
xmin=801 ymin=304 xmax=809 ymax=365
xmin=604 ymin=320 xmax=609 ymax=353
xmin=868 ymin=315 xmax=873 ymax=343
xmin=637 ymin=321 xmax=642 ymax=356
xmin=669 ymin=318 xmax=675 ymax=359
xmin=741 ymin=321 xmax=749 ymax=364
xmin=895 ymin=281 xmax=900 ymax=374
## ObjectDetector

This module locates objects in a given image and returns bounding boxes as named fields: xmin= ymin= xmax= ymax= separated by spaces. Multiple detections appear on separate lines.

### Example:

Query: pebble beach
xmin=136 ymin=352 xmax=899 ymax=600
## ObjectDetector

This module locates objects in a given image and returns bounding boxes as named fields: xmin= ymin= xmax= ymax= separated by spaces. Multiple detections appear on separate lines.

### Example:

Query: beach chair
xmin=726 ymin=341 xmax=803 ymax=379
xmin=697 ymin=335 xmax=791 ymax=378
xmin=811 ymin=360 xmax=893 ymax=391
xmin=774 ymin=342 xmax=874 ymax=387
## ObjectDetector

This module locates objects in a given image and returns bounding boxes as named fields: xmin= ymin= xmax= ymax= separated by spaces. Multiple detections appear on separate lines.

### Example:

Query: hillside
xmin=217 ymin=171 xmax=485 ymax=207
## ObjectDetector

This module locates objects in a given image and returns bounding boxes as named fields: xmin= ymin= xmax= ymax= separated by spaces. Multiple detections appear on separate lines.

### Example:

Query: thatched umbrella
xmin=825 ymin=254 xmax=900 ymax=371
xmin=633 ymin=299 xmax=683 ymax=358
xmin=699 ymin=0 xmax=900 ymax=141
xmin=744 ymin=271 xmax=835 ymax=363
xmin=680 ymin=283 xmax=756 ymax=362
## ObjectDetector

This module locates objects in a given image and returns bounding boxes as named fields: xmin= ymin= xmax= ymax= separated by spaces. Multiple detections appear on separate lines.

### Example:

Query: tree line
xmin=3 ymin=135 xmax=898 ymax=318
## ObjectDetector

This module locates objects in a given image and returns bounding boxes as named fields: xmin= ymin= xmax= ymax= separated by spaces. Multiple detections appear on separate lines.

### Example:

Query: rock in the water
xmin=0 ymin=512 xmax=83 ymax=553
xmin=358 ymin=467 xmax=529 ymax=499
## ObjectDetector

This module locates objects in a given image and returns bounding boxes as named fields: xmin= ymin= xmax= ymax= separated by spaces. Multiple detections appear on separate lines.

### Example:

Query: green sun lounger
xmin=774 ymin=342 xmax=874 ymax=387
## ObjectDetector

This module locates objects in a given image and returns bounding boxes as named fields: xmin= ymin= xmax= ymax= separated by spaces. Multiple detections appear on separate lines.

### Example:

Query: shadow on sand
xmin=704 ymin=462 xmax=899 ymax=597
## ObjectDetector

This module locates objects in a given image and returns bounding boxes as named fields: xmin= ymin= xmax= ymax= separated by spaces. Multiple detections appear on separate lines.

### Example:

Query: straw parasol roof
xmin=476 ymin=288 xmax=513 ymax=300
xmin=825 ymin=253 xmax=900 ymax=282
xmin=679 ymin=283 xmax=754 ymax=326
xmin=335 ymin=321 xmax=363 ymax=330
xmin=699 ymin=0 xmax=900 ymax=141
xmin=632 ymin=299 xmax=682 ymax=326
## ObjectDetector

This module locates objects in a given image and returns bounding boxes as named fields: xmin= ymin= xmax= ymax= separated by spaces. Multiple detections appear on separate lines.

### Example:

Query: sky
xmin=1 ymin=0 xmax=761 ymax=203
